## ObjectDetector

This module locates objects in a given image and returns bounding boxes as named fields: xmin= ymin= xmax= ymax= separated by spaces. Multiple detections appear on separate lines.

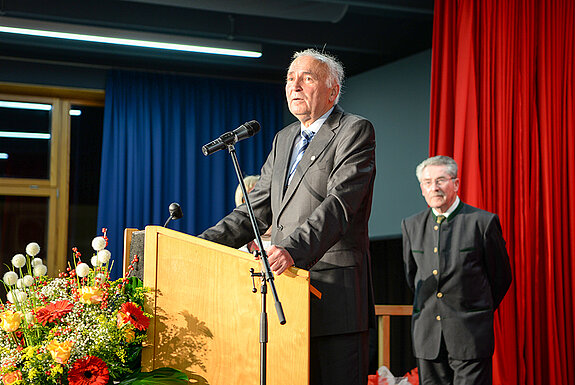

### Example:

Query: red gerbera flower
xmin=404 ymin=367 xmax=419 ymax=385
xmin=35 ymin=300 xmax=74 ymax=326
xmin=68 ymin=356 xmax=109 ymax=385
xmin=117 ymin=302 xmax=150 ymax=331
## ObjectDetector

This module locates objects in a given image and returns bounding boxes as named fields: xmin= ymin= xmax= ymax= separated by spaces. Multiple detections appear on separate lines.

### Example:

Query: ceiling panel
xmin=0 ymin=0 xmax=434 ymax=82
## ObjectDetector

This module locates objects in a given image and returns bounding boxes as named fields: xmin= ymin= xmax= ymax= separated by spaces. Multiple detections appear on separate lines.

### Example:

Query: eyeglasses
xmin=420 ymin=177 xmax=454 ymax=188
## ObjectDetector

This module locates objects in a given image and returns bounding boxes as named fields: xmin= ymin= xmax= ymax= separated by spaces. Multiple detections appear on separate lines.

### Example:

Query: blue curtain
xmin=97 ymin=70 xmax=284 ymax=279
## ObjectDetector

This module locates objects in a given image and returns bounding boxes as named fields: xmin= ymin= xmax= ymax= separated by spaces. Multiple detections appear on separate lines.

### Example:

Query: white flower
xmin=33 ymin=264 xmax=48 ymax=277
xmin=16 ymin=291 xmax=28 ymax=302
xmin=24 ymin=312 xmax=35 ymax=324
xmin=26 ymin=242 xmax=41 ymax=257
xmin=95 ymin=273 xmax=107 ymax=283
xmin=91 ymin=255 xmax=101 ymax=267
xmin=6 ymin=290 xmax=16 ymax=303
xmin=40 ymin=278 xmax=67 ymax=299
xmin=11 ymin=254 xmax=26 ymax=268
xmin=3 ymin=271 xmax=18 ymax=286
xmin=91 ymin=236 xmax=107 ymax=251
xmin=22 ymin=275 xmax=34 ymax=287
xmin=76 ymin=263 xmax=91 ymax=277
xmin=97 ymin=249 xmax=111 ymax=264
xmin=32 ymin=257 xmax=43 ymax=267
xmin=6 ymin=289 xmax=25 ymax=303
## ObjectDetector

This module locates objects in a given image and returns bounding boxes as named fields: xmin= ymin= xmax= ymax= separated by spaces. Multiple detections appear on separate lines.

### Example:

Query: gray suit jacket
xmin=199 ymin=105 xmax=376 ymax=337
xmin=401 ymin=202 xmax=512 ymax=360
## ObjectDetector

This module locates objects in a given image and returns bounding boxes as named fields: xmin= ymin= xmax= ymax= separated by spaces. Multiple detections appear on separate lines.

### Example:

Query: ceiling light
xmin=0 ymin=16 xmax=262 ymax=58
xmin=1 ymin=102 xmax=85 ymax=116
xmin=0 ymin=153 xmax=8 ymax=160
xmin=0 ymin=101 xmax=52 ymax=111
xmin=0 ymin=131 xmax=51 ymax=140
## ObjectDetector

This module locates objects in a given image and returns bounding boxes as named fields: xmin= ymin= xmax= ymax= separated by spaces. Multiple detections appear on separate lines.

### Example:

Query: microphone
xmin=163 ymin=202 xmax=183 ymax=227
xmin=202 ymin=120 xmax=261 ymax=156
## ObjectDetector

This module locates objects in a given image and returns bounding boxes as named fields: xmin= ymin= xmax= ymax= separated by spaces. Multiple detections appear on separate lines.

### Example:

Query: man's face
xmin=420 ymin=165 xmax=460 ymax=213
xmin=285 ymin=55 xmax=339 ymax=127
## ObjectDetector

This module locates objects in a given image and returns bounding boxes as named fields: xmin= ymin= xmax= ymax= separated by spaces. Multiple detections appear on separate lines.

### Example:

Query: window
xmin=0 ymin=85 xmax=104 ymax=277
xmin=0 ymin=100 xmax=51 ymax=179
xmin=68 ymin=104 xmax=104 ymax=257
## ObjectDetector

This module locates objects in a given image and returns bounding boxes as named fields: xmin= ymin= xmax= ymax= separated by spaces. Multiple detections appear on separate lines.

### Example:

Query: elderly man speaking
xmin=199 ymin=48 xmax=376 ymax=385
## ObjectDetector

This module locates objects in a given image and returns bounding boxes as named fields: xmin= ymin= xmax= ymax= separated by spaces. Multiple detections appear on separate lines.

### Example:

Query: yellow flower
xmin=78 ymin=286 xmax=104 ymax=304
xmin=23 ymin=345 xmax=37 ymax=359
xmin=124 ymin=327 xmax=135 ymax=343
xmin=0 ymin=310 xmax=21 ymax=332
xmin=46 ymin=339 xmax=74 ymax=364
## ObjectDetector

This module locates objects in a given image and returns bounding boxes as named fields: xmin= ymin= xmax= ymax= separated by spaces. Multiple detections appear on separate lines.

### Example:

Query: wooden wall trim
xmin=0 ymin=82 xmax=105 ymax=105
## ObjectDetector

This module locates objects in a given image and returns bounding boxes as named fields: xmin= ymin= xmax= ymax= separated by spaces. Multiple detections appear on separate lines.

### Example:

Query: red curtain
xmin=429 ymin=1 xmax=575 ymax=384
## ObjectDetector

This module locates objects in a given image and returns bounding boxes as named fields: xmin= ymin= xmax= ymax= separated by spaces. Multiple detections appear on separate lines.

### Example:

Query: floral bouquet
xmin=0 ymin=230 xmax=188 ymax=385
xmin=368 ymin=366 xmax=418 ymax=385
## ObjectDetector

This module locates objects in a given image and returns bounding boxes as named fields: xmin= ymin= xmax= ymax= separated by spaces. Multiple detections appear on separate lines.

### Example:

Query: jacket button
xmin=432 ymin=269 xmax=438 ymax=275
xmin=437 ymin=292 xmax=443 ymax=298
xmin=434 ymin=225 xmax=439 ymax=230
xmin=433 ymin=247 xmax=438 ymax=253
xmin=436 ymin=315 xmax=441 ymax=321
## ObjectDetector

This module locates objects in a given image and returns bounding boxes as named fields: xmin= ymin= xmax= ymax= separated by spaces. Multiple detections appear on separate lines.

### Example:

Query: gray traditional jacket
xmin=401 ymin=202 xmax=512 ymax=359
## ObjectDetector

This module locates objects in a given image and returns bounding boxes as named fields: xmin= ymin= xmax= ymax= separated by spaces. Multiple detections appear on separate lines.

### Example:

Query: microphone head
xmin=244 ymin=120 xmax=261 ymax=136
xmin=203 ymin=121 xmax=260 ymax=156
xmin=235 ymin=120 xmax=261 ymax=141
xmin=168 ymin=202 xmax=183 ymax=220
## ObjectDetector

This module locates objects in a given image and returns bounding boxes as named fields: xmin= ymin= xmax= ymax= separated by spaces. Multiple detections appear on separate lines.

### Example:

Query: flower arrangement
xmin=368 ymin=366 xmax=418 ymax=385
xmin=0 ymin=230 xmax=188 ymax=385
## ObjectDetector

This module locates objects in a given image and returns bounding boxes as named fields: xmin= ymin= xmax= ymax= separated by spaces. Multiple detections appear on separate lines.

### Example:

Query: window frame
xmin=0 ymin=83 xmax=104 ymax=275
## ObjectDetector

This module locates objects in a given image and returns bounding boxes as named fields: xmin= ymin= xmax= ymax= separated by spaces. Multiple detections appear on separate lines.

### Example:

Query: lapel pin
xmin=310 ymin=155 xmax=316 ymax=162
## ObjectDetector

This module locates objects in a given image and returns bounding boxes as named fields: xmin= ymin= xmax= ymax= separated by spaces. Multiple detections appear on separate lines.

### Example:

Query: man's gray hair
xmin=292 ymin=48 xmax=345 ymax=104
xmin=415 ymin=155 xmax=458 ymax=182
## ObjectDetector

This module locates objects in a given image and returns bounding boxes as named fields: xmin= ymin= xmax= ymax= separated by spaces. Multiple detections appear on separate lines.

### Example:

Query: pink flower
xmin=2 ymin=370 xmax=22 ymax=385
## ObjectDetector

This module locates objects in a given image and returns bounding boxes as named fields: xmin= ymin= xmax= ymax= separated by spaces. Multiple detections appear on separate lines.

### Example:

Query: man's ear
xmin=330 ymin=85 xmax=340 ymax=102
xmin=453 ymin=178 xmax=460 ymax=192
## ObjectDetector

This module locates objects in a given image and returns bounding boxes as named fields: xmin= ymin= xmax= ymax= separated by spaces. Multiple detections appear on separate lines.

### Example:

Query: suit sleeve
xmin=278 ymin=118 xmax=376 ymax=268
xmin=483 ymin=215 xmax=513 ymax=309
xmin=197 ymin=134 xmax=277 ymax=248
xmin=401 ymin=219 xmax=417 ymax=293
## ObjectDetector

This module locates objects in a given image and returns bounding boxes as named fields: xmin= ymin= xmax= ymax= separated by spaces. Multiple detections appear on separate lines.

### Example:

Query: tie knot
xmin=436 ymin=215 xmax=446 ymax=224
xmin=301 ymin=130 xmax=314 ymax=143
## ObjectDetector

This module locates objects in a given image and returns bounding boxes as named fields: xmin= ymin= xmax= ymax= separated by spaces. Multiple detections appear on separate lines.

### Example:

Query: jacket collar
xmin=280 ymin=105 xmax=343 ymax=210
xmin=431 ymin=199 xmax=464 ymax=223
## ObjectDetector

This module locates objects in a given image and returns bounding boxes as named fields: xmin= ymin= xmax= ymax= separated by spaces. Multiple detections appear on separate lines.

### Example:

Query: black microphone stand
xmin=226 ymin=143 xmax=286 ymax=385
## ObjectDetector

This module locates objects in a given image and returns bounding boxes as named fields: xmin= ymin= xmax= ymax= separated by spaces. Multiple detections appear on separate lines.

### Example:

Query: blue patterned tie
xmin=287 ymin=130 xmax=314 ymax=185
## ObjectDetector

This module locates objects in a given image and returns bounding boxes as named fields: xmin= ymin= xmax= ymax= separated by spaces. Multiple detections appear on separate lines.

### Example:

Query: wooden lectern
xmin=123 ymin=226 xmax=312 ymax=385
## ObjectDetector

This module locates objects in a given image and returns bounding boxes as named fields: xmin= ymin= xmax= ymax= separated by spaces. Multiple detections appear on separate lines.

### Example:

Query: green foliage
xmin=117 ymin=367 xmax=190 ymax=385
